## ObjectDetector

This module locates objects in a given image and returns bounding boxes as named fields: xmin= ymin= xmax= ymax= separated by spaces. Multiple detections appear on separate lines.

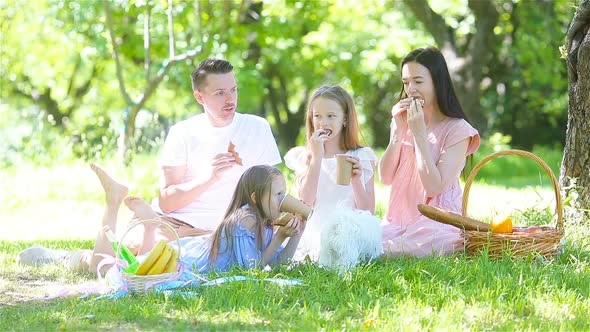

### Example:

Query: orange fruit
xmin=490 ymin=215 xmax=513 ymax=233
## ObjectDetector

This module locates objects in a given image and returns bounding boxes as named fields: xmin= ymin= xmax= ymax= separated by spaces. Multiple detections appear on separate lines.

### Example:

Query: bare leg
xmin=89 ymin=163 xmax=129 ymax=273
xmin=124 ymin=196 xmax=160 ymax=254
xmin=124 ymin=196 xmax=214 ymax=248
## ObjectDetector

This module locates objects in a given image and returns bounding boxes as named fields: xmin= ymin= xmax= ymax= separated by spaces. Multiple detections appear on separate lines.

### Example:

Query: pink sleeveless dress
xmin=381 ymin=117 xmax=480 ymax=257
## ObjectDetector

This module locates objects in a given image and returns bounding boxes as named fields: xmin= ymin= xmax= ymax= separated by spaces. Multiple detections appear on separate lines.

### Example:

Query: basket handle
xmin=116 ymin=218 xmax=182 ymax=260
xmin=462 ymin=149 xmax=563 ymax=230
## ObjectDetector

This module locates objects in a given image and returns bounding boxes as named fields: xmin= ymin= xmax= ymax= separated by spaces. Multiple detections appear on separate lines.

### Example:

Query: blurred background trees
xmin=0 ymin=0 xmax=576 ymax=166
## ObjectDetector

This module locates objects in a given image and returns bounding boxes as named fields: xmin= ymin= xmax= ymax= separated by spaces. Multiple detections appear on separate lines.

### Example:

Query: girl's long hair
xmin=207 ymin=165 xmax=283 ymax=265
xmin=305 ymin=85 xmax=363 ymax=152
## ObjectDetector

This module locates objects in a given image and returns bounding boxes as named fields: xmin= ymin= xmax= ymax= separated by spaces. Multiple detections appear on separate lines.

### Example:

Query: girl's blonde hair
xmin=208 ymin=165 xmax=283 ymax=265
xmin=305 ymin=85 xmax=363 ymax=151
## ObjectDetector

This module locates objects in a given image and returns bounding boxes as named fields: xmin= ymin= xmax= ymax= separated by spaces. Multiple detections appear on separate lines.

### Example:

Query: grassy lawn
xmin=1 ymin=152 xmax=589 ymax=330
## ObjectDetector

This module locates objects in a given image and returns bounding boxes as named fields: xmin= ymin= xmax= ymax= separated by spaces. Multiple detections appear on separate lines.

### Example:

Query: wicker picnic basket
xmin=117 ymin=218 xmax=181 ymax=292
xmin=461 ymin=149 xmax=564 ymax=258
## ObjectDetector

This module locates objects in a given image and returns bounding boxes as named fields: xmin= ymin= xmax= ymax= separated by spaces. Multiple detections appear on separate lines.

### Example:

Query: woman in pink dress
xmin=380 ymin=47 xmax=480 ymax=257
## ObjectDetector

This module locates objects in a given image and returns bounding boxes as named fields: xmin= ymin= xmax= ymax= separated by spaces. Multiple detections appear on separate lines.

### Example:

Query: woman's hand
xmin=309 ymin=129 xmax=331 ymax=161
xmin=407 ymin=98 xmax=427 ymax=138
xmin=390 ymin=99 xmax=410 ymax=139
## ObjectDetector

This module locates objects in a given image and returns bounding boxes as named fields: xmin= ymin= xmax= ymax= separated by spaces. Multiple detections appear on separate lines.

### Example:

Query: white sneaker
xmin=17 ymin=247 xmax=92 ymax=272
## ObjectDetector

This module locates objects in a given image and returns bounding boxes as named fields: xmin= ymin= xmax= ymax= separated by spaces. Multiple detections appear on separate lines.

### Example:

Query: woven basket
xmin=117 ymin=218 xmax=181 ymax=292
xmin=461 ymin=149 xmax=564 ymax=258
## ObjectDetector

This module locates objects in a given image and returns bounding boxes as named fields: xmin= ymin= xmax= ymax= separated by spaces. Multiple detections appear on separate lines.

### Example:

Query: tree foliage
xmin=0 ymin=0 xmax=576 ymax=166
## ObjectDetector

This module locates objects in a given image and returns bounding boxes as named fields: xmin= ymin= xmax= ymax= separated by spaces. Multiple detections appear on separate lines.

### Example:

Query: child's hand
xmin=293 ymin=216 xmax=306 ymax=233
xmin=309 ymin=129 xmax=330 ymax=161
xmin=347 ymin=156 xmax=363 ymax=184
xmin=276 ymin=216 xmax=303 ymax=238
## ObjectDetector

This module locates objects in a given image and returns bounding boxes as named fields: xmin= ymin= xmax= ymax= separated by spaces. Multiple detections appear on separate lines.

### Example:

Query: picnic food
xmin=135 ymin=240 xmax=179 ymax=275
xmin=273 ymin=213 xmax=294 ymax=227
xmin=146 ymin=244 xmax=173 ymax=275
xmin=490 ymin=215 xmax=513 ymax=234
xmin=228 ymin=141 xmax=243 ymax=165
xmin=392 ymin=98 xmax=424 ymax=116
xmin=136 ymin=240 xmax=166 ymax=275
xmin=417 ymin=204 xmax=490 ymax=231
xmin=521 ymin=226 xmax=546 ymax=234
xmin=411 ymin=96 xmax=425 ymax=107
xmin=164 ymin=246 xmax=179 ymax=273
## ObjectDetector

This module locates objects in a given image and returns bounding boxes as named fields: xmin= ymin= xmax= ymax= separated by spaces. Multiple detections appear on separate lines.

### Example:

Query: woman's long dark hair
xmin=398 ymin=47 xmax=470 ymax=123
xmin=399 ymin=47 xmax=474 ymax=176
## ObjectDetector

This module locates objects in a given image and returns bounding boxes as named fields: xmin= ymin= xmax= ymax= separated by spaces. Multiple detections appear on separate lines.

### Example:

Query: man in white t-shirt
xmin=152 ymin=58 xmax=282 ymax=235
xmin=15 ymin=58 xmax=281 ymax=271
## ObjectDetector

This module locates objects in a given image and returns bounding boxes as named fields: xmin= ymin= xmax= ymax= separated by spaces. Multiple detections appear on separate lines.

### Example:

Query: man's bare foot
xmin=90 ymin=163 xmax=129 ymax=206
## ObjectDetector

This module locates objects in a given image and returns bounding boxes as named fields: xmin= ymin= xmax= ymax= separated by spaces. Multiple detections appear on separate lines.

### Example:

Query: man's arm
xmin=158 ymin=152 xmax=236 ymax=213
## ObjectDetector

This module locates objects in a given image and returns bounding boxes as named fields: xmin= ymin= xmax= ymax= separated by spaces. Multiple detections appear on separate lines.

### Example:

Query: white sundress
xmin=284 ymin=146 xmax=378 ymax=261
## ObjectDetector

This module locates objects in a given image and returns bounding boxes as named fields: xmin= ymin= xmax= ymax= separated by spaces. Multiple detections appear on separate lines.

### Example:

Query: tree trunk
xmin=119 ymin=106 xmax=139 ymax=165
xmin=401 ymin=0 xmax=499 ymax=134
xmin=561 ymin=0 xmax=590 ymax=215
xmin=366 ymin=80 xmax=396 ymax=148
xmin=265 ymin=68 xmax=307 ymax=154
xmin=11 ymin=64 xmax=95 ymax=130
xmin=105 ymin=1 xmax=200 ymax=163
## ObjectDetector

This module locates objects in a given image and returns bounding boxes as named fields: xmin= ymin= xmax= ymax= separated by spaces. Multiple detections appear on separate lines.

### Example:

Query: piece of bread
xmin=417 ymin=204 xmax=490 ymax=232
xmin=273 ymin=213 xmax=294 ymax=227
xmin=228 ymin=141 xmax=243 ymax=165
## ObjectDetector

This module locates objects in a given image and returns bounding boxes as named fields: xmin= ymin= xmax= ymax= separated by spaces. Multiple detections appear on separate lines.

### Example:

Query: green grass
xmin=469 ymin=144 xmax=564 ymax=189
xmin=1 ymin=245 xmax=589 ymax=330
xmin=1 ymin=151 xmax=589 ymax=330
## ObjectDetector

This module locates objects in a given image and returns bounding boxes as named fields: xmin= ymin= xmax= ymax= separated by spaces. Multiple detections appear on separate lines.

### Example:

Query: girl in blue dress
xmin=127 ymin=165 xmax=304 ymax=273
xmin=177 ymin=165 xmax=304 ymax=273
xmin=18 ymin=165 xmax=304 ymax=275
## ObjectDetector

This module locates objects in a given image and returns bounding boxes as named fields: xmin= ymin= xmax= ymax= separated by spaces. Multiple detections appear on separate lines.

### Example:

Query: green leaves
xmin=1 ymin=0 xmax=574 ymax=161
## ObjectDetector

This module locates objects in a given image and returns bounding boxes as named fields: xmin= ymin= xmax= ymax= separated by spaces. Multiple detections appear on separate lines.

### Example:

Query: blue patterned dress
xmin=168 ymin=208 xmax=279 ymax=273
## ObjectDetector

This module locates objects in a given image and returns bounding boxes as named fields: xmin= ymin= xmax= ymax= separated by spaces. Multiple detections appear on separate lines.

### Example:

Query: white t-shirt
xmin=153 ymin=112 xmax=282 ymax=230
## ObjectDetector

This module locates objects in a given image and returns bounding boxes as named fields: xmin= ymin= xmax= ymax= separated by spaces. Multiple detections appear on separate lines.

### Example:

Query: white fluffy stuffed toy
xmin=317 ymin=207 xmax=383 ymax=270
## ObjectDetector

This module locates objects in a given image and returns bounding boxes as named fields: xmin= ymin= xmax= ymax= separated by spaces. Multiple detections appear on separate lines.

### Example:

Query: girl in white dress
xmin=285 ymin=85 xmax=382 ymax=268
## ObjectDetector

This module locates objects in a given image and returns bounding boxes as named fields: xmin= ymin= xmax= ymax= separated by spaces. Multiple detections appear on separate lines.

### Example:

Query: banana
xmin=164 ymin=246 xmax=179 ymax=273
xmin=136 ymin=240 xmax=167 ymax=275
xmin=146 ymin=244 xmax=173 ymax=275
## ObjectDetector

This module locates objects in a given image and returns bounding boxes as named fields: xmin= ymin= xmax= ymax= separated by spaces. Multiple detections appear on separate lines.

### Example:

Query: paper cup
xmin=335 ymin=154 xmax=353 ymax=185
xmin=279 ymin=194 xmax=313 ymax=220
